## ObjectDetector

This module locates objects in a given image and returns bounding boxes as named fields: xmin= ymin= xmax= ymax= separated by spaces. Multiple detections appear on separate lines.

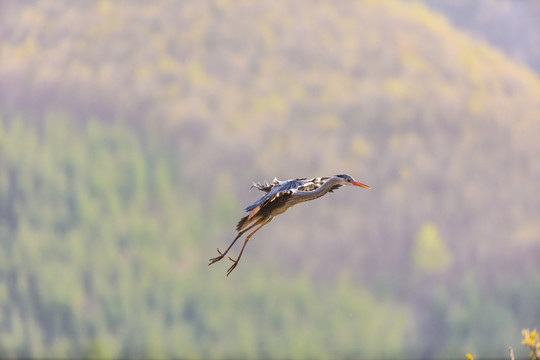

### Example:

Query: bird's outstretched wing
xmin=246 ymin=178 xmax=305 ymax=213
xmin=250 ymin=179 xmax=277 ymax=193
xmin=244 ymin=176 xmax=343 ymax=218
xmin=250 ymin=177 xmax=305 ymax=193
xmin=296 ymin=177 xmax=342 ymax=193
xmin=236 ymin=176 xmax=345 ymax=232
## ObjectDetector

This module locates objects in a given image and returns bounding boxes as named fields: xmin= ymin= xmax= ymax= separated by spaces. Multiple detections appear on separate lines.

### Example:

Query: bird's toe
xmin=226 ymin=263 xmax=237 ymax=276
xmin=209 ymin=255 xmax=224 ymax=265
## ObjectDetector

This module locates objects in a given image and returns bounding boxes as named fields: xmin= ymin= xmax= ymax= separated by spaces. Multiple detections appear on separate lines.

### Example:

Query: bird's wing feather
xmin=251 ymin=177 xmax=309 ymax=193
xmin=295 ymin=177 xmax=342 ymax=193
xmin=245 ymin=178 xmax=306 ymax=213
xmin=250 ymin=178 xmax=277 ymax=193
xmin=296 ymin=177 xmax=327 ymax=191
xmin=328 ymin=184 xmax=342 ymax=192
xmin=243 ymin=176 xmax=343 ymax=222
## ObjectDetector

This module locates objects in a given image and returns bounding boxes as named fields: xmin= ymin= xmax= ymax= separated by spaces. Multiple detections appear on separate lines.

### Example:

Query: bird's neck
xmin=294 ymin=176 xmax=341 ymax=202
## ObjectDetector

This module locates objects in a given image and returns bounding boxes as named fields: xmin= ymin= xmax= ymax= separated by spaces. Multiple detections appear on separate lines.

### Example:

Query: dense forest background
xmin=1 ymin=0 xmax=540 ymax=358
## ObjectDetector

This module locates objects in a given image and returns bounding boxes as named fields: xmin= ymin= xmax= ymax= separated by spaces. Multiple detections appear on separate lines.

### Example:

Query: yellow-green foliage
xmin=0 ymin=115 xmax=413 ymax=358
xmin=2 ymin=0 xmax=540 ymax=358
xmin=413 ymin=222 xmax=452 ymax=273
xmin=521 ymin=328 xmax=540 ymax=360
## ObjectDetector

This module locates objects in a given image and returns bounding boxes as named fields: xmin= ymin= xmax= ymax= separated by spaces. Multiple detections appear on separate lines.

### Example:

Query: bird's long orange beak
xmin=352 ymin=181 xmax=370 ymax=189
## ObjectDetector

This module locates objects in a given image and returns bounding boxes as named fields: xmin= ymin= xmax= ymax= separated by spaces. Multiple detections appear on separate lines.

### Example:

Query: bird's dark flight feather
xmin=236 ymin=215 xmax=249 ymax=232
xmin=243 ymin=176 xmax=342 ymax=215
xmin=212 ymin=173 xmax=369 ymax=275
xmin=235 ymin=176 xmax=348 ymax=233
xmin=245 ymin=179 xmax=305 ymax=212
xmin=328 ymin=184 xmax=342 ymax=192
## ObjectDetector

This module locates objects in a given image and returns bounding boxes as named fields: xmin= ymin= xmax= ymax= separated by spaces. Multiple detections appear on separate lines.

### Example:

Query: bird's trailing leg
xmin=226 ymin=221 xmax=268 ymax=276
xmin=208 ymin=223 xmax=258 ymax=266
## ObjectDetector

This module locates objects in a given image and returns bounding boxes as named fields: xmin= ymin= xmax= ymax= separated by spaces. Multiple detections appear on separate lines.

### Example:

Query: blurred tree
xmin=413 ymin=222 xmax=453 ymax=274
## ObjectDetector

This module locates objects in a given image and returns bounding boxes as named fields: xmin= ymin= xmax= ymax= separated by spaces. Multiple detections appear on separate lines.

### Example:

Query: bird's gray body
xmin=245 ymin=177 xmax=341 ymax=211
xmin=210 ymin=174 xmax=370 ymax=275
xmin=238 ymin=176 xmax=344 ymax=231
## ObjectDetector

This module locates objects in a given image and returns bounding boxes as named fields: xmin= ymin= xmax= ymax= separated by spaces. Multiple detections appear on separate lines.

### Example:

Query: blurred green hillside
xmin=1 ymin=0 xmax=539 ymax=358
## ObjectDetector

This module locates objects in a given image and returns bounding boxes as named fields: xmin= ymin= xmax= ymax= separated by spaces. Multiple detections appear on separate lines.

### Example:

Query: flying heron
xmin=209 ymin=174 xmax=370 ymax=276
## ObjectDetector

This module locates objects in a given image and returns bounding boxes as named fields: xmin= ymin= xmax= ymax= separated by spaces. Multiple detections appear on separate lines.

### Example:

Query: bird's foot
xmin=208 ymin=248 xmax=225 ymax=266
xmin=226 ymin=257 xmax=239 ymax=276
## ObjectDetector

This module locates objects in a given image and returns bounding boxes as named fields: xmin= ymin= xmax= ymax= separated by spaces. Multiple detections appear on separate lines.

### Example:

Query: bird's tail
xmin=236 ymin=215 xmax=250 ymax=232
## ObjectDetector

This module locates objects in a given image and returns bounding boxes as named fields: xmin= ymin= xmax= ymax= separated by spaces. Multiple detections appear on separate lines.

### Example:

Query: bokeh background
xmin=1 ymin=0 xmax=540 ymax=358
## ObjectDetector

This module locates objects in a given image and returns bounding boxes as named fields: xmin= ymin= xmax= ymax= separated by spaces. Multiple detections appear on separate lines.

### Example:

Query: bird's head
xmin=335 ymin=174 xmax=370 ymax=189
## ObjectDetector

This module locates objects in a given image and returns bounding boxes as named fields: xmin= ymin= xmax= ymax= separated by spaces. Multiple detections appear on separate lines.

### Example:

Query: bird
xmin=209 ymin=174 xmax=370 ymax=276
